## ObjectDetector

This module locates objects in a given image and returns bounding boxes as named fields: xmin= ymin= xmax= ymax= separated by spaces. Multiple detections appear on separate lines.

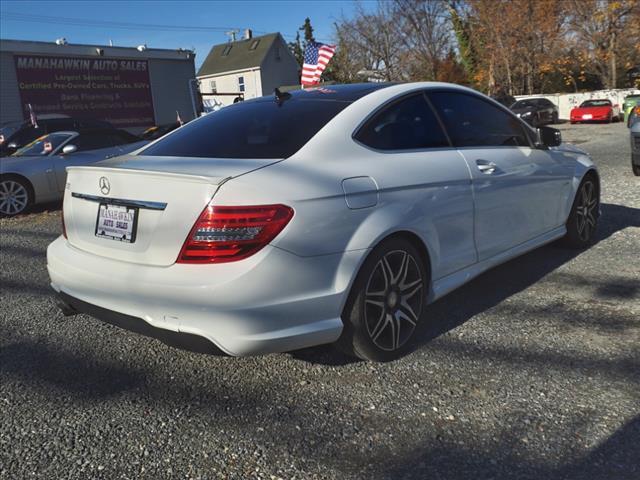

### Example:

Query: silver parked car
xmin=0 ymin=129 xmax=147 ymax=216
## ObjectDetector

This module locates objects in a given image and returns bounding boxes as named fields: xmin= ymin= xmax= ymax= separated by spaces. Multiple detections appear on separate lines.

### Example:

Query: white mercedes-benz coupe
xmin=48 ymin=83 xmax=600 ymax=361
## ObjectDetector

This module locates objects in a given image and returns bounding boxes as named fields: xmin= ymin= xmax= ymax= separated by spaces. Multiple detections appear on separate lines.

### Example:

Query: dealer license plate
xmin=582 ymin=114 xmax=593 ymax=119
xmin=95 ymin=203 xmax=138 ymax=243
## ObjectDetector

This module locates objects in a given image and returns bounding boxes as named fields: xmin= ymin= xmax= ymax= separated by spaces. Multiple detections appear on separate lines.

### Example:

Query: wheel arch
xmin=0 ymin=172 xmax=36 ymax=201
xmin=336 ymin=228 xmax=435 ymax=318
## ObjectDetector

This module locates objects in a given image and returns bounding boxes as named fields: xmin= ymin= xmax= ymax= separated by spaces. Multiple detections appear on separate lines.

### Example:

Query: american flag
xmin=301 ymin=41 xmax=336 ymax=87
xmin=27 ymin=103 xmax=38 ymax=128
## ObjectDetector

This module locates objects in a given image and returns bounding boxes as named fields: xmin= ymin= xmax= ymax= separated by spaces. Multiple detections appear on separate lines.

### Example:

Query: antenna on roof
xmin=274 ymin=88 xmax=291 ymax=105
xmin=225 ymin=30 xmax=239 ymax=42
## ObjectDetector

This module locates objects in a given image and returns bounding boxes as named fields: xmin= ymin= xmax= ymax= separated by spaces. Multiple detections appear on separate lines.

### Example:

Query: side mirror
xmin=62 ymin=144 xmax=77 ymax=155
xmin=537 ymin=126 xmax=562 ymax=147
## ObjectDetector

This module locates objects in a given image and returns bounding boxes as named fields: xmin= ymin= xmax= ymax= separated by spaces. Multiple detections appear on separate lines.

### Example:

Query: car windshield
xmin=512 ymin=100 xmax=537 ymax=108
xmin=140 ymin=97 xmax=353 ymax=159
xmin=0 ymin=121 xmax=23 ymax=144
xmin=580 ymin=100 xmax=611 ymax=107
xmin=12 ymin=133 xmax=74 ymax=157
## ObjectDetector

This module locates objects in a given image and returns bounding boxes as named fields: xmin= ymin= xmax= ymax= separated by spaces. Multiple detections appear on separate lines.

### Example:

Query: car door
xmin=354 ymin=92 xmax=476 ymax=279
xmin=428 ymin=90 xmax=570 ymax=261
xmin=52 ymin=131 xmax=119 ymax=191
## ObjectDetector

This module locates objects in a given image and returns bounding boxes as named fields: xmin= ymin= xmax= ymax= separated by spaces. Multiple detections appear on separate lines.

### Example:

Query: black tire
xmin=561 ymin=174 xmax=599 ymax=248
xmin=336 ymin=237 xmax=428 ymax=362
xmin=0 ymin=175 xmax=33 ymax=217
xmin=633 ymin=163 xmax=640 ymax=176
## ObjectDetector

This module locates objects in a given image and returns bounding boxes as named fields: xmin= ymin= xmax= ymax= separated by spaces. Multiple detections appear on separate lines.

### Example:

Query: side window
xmin=429 ymin=91 xmax=530 ymax=147
xmin=238 ymin=76 xmax=245 ymax=93
xmin=72 ymin=133 xmax=114 ymax=152
xmin=355 ymin=94 xmax=450 ymax=150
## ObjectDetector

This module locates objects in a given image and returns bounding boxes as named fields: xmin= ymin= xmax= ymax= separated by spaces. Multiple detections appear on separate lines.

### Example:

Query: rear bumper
xmin=47 ymin=237 xmax=364 ymax=356
xmin=56 ymin=291 xmax=226 ymax=355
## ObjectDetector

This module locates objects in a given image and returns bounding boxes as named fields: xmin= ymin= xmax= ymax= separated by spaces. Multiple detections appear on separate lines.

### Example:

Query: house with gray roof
xmin=197 ymin=32 xmax=299 ymax=107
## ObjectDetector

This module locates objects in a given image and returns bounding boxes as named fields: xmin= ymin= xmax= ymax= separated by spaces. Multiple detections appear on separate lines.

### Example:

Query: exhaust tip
xmin=55 ymin=297 xmax=78 ymax=317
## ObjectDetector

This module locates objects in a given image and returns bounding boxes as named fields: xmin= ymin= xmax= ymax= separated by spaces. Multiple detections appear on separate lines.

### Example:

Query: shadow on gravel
xmin=0 ymin=341 xmax=144 ymax=398
xmin=378 ymin=415 xmax=640 ymax=480
xmin=0 ymin=243 xmax=48 ymax=259
xmin=293 ymin=202 xmax=639 ymax=365
xmin=0 ymin=278 xmax=53 ymax=297
xmin=412 ymin=202 xmax=640 ymax=355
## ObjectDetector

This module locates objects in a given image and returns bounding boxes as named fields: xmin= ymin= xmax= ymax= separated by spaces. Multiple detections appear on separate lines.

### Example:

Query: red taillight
xmin=177 ymin=204 xmax=294 ymax=264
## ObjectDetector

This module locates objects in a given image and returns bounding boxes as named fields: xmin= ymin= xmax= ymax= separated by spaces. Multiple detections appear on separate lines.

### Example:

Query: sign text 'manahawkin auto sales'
xmin=14 ymin=54 xmax=156 ymax=128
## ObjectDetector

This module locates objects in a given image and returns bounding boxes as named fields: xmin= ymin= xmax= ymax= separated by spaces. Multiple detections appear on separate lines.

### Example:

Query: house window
xmin=222 ymin=44 xmax=232 ymax=56
xmin=249 ymin=39 xmax=260 ymax=50
xmin=238 ymin=76 xmax=245 ymax=92
xmin=210 ymin=80 xmax=217 ymax=93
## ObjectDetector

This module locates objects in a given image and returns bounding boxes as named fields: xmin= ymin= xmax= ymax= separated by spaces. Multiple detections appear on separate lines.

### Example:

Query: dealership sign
xmin=14 ymin=54 xmax=155 ymax=128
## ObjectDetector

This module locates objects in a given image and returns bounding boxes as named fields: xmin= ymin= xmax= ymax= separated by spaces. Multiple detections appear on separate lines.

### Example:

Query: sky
xmin=0 ymin=0 xmax=375 ymax=68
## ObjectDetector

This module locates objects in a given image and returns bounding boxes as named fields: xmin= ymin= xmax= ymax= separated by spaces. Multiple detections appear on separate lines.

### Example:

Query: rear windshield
xmin=580 ymin=100 xmax=611 ymax=107
xmin=140 ymin=98 xmax=351 ymax=159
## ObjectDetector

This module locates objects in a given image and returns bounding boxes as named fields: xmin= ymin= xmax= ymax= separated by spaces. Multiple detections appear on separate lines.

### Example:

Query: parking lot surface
xmin=1 ymin=122 xmax=638 ymax=479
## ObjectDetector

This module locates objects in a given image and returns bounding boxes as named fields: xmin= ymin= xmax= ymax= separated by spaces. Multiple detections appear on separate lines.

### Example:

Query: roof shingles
xmin=196 ymin=33 xmax=280 ymax=77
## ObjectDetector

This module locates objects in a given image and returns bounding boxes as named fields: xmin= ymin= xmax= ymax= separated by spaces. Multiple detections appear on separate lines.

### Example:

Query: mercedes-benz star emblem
xmin=99 ymin=177 xmax=110 ymax=195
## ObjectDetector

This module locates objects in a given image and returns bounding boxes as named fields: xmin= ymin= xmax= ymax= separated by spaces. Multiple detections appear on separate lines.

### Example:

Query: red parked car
xmin=570 ymin=99 xmax=622 ymax=124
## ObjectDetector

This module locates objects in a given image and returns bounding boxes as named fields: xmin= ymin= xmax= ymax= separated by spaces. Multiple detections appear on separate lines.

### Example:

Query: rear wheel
xmin=337 ymin=238 xmax=427 ymax=362
xmin=562 ymin=175 xmax=599 ymax=248
xmin=0 ymin=176 xmax=32 ymax=217
xmin=633 ymin=163 xmax=640 ymax=176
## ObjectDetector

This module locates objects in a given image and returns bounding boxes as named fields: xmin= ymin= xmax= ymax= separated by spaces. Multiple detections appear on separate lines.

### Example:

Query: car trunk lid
xmin=63 ymin=156 xmax=279 ymax=266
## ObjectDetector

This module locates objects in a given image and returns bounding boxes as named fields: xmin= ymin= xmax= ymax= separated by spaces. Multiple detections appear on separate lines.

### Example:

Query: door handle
xmin=476 ymin=160 xmax=497 ymax=174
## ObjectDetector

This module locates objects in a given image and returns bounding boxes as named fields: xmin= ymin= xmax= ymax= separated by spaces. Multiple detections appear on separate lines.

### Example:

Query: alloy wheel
xmin=364 ymin=250 xmax=423 ymax=351
xmin=0 ymin=180 xmax=29 ymax=216
xmin=575 ymin=180 xmax=598 ymax=242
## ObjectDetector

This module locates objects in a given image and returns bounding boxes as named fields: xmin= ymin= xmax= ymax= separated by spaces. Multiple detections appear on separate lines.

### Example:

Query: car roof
xmin=250 ymin=83 xmax=396 ymax=104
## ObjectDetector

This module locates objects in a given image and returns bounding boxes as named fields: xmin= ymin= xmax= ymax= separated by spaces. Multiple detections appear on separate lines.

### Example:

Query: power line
xmin=0 ymin=11 xmax=333 ymax=43
xmin=0 ymin=11 xmax=242 ymax=32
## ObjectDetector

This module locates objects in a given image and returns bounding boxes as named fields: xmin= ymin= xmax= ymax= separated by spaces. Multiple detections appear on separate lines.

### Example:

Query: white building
xmin=197 ymin=32 xmax=299 ymax=107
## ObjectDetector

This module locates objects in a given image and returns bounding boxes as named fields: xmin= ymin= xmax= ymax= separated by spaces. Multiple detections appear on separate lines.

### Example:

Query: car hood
xmin=551 ymin=142 xmax=588 ymax=155
xmin=512 ymin=106 xmax=537 ymax=114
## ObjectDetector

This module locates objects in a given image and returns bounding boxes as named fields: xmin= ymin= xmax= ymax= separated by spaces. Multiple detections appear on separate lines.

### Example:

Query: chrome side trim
xmin=71 ymin=193 xmax=167 ymax=211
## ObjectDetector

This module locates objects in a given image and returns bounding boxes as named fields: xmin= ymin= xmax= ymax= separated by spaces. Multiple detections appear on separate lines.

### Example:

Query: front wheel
xmin=337 ymin=238 xmax=427 ymax=362
xmin=562 ymin=175 xmax=599 ymax=248
xmin=0 ymin=176 xmax=32 ymax=217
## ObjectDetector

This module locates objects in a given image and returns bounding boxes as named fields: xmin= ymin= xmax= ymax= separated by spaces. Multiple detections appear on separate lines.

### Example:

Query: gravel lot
xmin=1 ymin=121 xmax=638 ymax=480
